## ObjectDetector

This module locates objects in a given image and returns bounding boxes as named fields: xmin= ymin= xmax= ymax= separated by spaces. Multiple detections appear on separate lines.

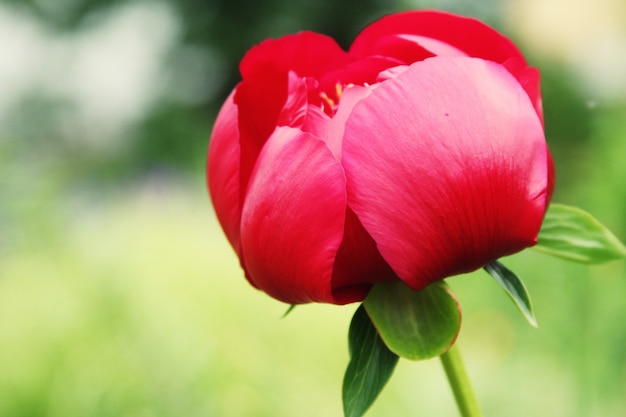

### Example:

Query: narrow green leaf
xmin=363 ymin=282 xmax=461 ymax=361
xmin=343 ymin=305 xmax=399 ymax=417
xmin=281 ymin=305 xmax=296 ymax=318
xmin=484 ymin=261 xmax=537 ymax=328
xmin=536 ymin=203 xmax=626 ymax=263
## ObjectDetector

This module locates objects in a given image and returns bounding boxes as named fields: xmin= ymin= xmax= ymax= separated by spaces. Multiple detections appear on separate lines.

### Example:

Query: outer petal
xmin=350 ymin=10 xmax=526 ymax=66
xmin=503 ymin=58 xmax=543 ymax=122
xmin=240 ymin=126 xmax=347 ymax=304
xmin=342 ymin=57 xmax=551 ymax=290
xmin=240 ymin=31 xmax=347 ymax=80
xmin=207 ymin=92 xmax=242 ymax=255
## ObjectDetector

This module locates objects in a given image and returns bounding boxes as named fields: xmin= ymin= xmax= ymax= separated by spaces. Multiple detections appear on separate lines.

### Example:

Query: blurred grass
xmin=1 ymin=103 xmax=625 ymax=416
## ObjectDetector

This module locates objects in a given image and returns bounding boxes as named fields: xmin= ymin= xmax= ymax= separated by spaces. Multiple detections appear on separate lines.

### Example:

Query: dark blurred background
xmin=1 ymin=0 xmax=625 ymax=416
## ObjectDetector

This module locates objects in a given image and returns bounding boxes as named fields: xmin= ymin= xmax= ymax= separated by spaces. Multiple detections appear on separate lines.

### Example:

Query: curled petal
xmin=342 ymin=57 xmax=551 ymax=290
xmin=276 ymin=71 xmax=310 ymax=128
xmin=240 ymin=127 xmax=347 ymax=304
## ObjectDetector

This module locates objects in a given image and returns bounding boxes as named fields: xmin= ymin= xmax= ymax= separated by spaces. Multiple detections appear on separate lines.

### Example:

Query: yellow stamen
xmin=335 ymin=83 xmax=344 ymax=100
xmin=320 ymin=92 xmax=335 ymax=109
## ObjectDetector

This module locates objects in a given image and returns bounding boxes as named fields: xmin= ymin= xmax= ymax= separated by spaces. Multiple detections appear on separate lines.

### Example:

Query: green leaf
xmin=281 ymin=305 xmax=296 ymax=318
xmin=536 ymin=203 xmax=626 ymax=263
xmin=343 ymin=305 xmax=399 ymax=417
xmin=363 ymin=281 xmax=461 ymax=361
xmin=484 ymin=260 xmax=537 ymax=327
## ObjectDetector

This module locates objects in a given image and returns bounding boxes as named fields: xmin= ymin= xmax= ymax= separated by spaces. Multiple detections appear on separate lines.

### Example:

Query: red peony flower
xmin=207 ymin=10 xmax=555 ymax=305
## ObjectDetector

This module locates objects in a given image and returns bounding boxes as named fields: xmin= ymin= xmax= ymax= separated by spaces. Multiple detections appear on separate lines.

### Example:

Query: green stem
xmin=440 ymin=344 xmax=484 ymax=417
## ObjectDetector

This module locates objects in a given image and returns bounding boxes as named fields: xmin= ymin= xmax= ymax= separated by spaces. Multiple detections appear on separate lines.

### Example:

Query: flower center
xmin=318 ymin=83 xmax=352 ymax=117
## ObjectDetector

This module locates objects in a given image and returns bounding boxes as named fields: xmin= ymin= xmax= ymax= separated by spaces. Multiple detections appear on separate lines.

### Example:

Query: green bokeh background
xmin=1 ymin=0 xmax=625 ymax=416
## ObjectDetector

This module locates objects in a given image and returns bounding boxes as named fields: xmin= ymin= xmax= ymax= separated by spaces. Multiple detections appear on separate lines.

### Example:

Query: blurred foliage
xmin=0 ymin=0 xmax=510 ymax=177
xmin=1 ymin=0 xmax=625 ymax=416
xmin=4 ymin=0 xmax=598 ymax=184
xmin=1 ymin=0 xmax=400 ymax=176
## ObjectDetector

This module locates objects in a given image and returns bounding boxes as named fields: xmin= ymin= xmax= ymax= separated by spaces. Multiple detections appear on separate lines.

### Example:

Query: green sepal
xmin=536 ymin=203 xmax=626 ymax=263
xmin=363 ymin=281 xmax=461 ymax=361
xmin=484 ymin=260 xmax=537 ymax=327
xmin=342 ymin=305 xmax=399 ymax=417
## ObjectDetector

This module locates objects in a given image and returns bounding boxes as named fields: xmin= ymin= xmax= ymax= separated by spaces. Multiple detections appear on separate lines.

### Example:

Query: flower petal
xmin=240 ymin=31 xmax=347 ymax=80
xmin=342 ymin=57 xmax=551 ymax=290
xmin=348 ymin=10 xmax=542 ymax=109
xmin=353 ymin=34 xmax=436 ymax=64
xmin=235 ymin=32 xmax=348 ymax=202
xmin=207 ymin=92 xmax=242 ymax=255
xmin=317 ymin=56 xmax=401 ymax=97
xmin=350 ymin=10 xmax=526 ymax=66
xmin=331 ymin=208 xmax=398 ymax=304
xmin=503 ymin=58 xmax=543 ymax=122
xmin=307 ymin=85 xmax=374 ymax=160
xmin=240 ymin=126 xmax=347 ymax=304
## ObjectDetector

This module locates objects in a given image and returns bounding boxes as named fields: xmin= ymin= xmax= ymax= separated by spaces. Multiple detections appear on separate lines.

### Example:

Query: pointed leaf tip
xmin=484 ymin=260 xmax=537 ymax=327
xmin=281 ymin=305 xmax=296 ymax=318
xmin=343 ymin=305 xmax=399 ymax=417
xmin=536 ymin=204 xmax=626 ymax=263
